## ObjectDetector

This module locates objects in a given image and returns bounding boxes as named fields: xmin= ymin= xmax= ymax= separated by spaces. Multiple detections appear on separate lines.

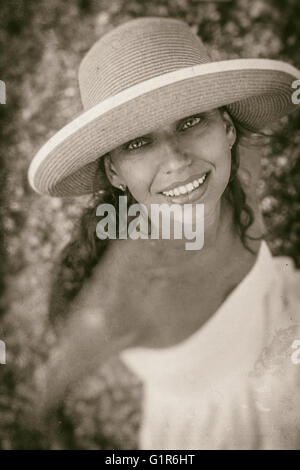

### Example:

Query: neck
xmin=123 ymin=196 xmax=237 ymax=274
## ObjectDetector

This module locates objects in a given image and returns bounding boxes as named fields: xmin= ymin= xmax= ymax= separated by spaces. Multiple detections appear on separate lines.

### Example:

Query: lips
xmin=159 ymin=172 xmax=208 ymax=194
xmin=159 ymin=171 xmax=210 ymax=204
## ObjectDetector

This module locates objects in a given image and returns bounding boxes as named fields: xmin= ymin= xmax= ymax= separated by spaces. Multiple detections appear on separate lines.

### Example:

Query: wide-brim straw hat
xmin=28 ymin=17 xmax=300 ymax=197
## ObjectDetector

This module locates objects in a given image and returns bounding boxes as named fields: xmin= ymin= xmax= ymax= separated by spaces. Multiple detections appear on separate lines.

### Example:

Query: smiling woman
xmin=106 ymin=109 xmax=233 ymax=206
xmin=28 ymin=17 xmax=300 ymax=450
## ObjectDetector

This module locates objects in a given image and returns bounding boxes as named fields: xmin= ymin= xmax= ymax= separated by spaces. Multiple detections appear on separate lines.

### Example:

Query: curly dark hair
xmin=48 ymin=112 xmax=263 ymax=327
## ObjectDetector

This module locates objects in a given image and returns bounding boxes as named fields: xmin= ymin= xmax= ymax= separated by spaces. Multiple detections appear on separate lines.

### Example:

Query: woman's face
xmin=105 ymin=108 xmax=236 ymax=218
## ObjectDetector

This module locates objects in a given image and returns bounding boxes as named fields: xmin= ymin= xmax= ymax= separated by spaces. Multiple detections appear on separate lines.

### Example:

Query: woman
xmin=28 ymin=17 xmax=300 ymax=449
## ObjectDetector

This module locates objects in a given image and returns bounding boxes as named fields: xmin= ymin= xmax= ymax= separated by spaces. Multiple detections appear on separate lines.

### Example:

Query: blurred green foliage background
xmin=0 ymin=0 xmax=299 ymax=449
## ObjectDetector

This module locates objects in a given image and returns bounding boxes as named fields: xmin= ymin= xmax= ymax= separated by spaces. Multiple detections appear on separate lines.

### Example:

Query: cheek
xmin=206 ymin=127 xmax=231 ymax=170
xmin=116 ymin=158 xmax=156 ymax=201
xmin=212 ymin=139 xmax=232 ymax=181
xmin=196 ymin=129 xmax=232 ymax=194
xmin=188 ymin=122 xmax=228 ymax=161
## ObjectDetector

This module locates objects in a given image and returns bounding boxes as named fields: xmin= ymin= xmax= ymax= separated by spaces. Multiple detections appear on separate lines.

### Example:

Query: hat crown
xmin=79 ymin=17 xmax=211 ymax=110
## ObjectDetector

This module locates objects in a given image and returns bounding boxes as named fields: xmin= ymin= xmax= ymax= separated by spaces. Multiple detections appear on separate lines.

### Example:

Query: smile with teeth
xmin=162 ymin=173 xmax=208 ymax=197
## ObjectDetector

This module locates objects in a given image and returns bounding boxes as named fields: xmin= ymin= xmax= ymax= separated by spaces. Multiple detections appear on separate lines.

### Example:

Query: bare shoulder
xmin=69 ymin=238 xmax=150 ymax=340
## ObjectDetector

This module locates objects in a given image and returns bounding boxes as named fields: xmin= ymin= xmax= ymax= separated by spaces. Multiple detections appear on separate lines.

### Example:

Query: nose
xmin=160 ymin=136 xmax=192 ymax=175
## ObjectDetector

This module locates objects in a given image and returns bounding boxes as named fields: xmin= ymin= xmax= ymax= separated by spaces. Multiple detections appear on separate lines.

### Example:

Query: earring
xmin=119 ymin=183 xmax=126 ymax=191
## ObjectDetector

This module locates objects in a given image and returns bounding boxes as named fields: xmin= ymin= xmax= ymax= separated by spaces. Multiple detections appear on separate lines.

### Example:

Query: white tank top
xmin=120 ymin=242 xmax=300 ymax=449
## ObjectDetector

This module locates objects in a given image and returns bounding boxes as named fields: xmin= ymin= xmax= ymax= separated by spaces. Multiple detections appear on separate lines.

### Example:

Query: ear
xmin=103 ymin=154 xmax=125 ymax=189
xmin=221 ymin=109 xmax=237 ymax=148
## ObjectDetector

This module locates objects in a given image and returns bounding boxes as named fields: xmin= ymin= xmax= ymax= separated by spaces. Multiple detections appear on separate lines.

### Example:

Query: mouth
xmin=159 ymin=172 xmax=210 ymax=204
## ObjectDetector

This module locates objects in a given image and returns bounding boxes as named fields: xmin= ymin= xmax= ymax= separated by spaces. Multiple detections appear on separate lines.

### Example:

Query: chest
xmin=118 ymin=251 xmax=255 ymax=348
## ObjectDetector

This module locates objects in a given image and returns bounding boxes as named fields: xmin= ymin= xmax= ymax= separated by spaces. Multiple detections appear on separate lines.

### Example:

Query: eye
xmin=180 ymin=116 xmax=203 ymax=131
xmin=125 ymin=137 xmax=149 ymax=151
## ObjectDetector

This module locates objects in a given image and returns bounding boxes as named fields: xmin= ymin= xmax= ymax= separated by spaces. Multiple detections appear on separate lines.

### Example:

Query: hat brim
xmin=28 ymin=59 xmax=300 ymax=197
